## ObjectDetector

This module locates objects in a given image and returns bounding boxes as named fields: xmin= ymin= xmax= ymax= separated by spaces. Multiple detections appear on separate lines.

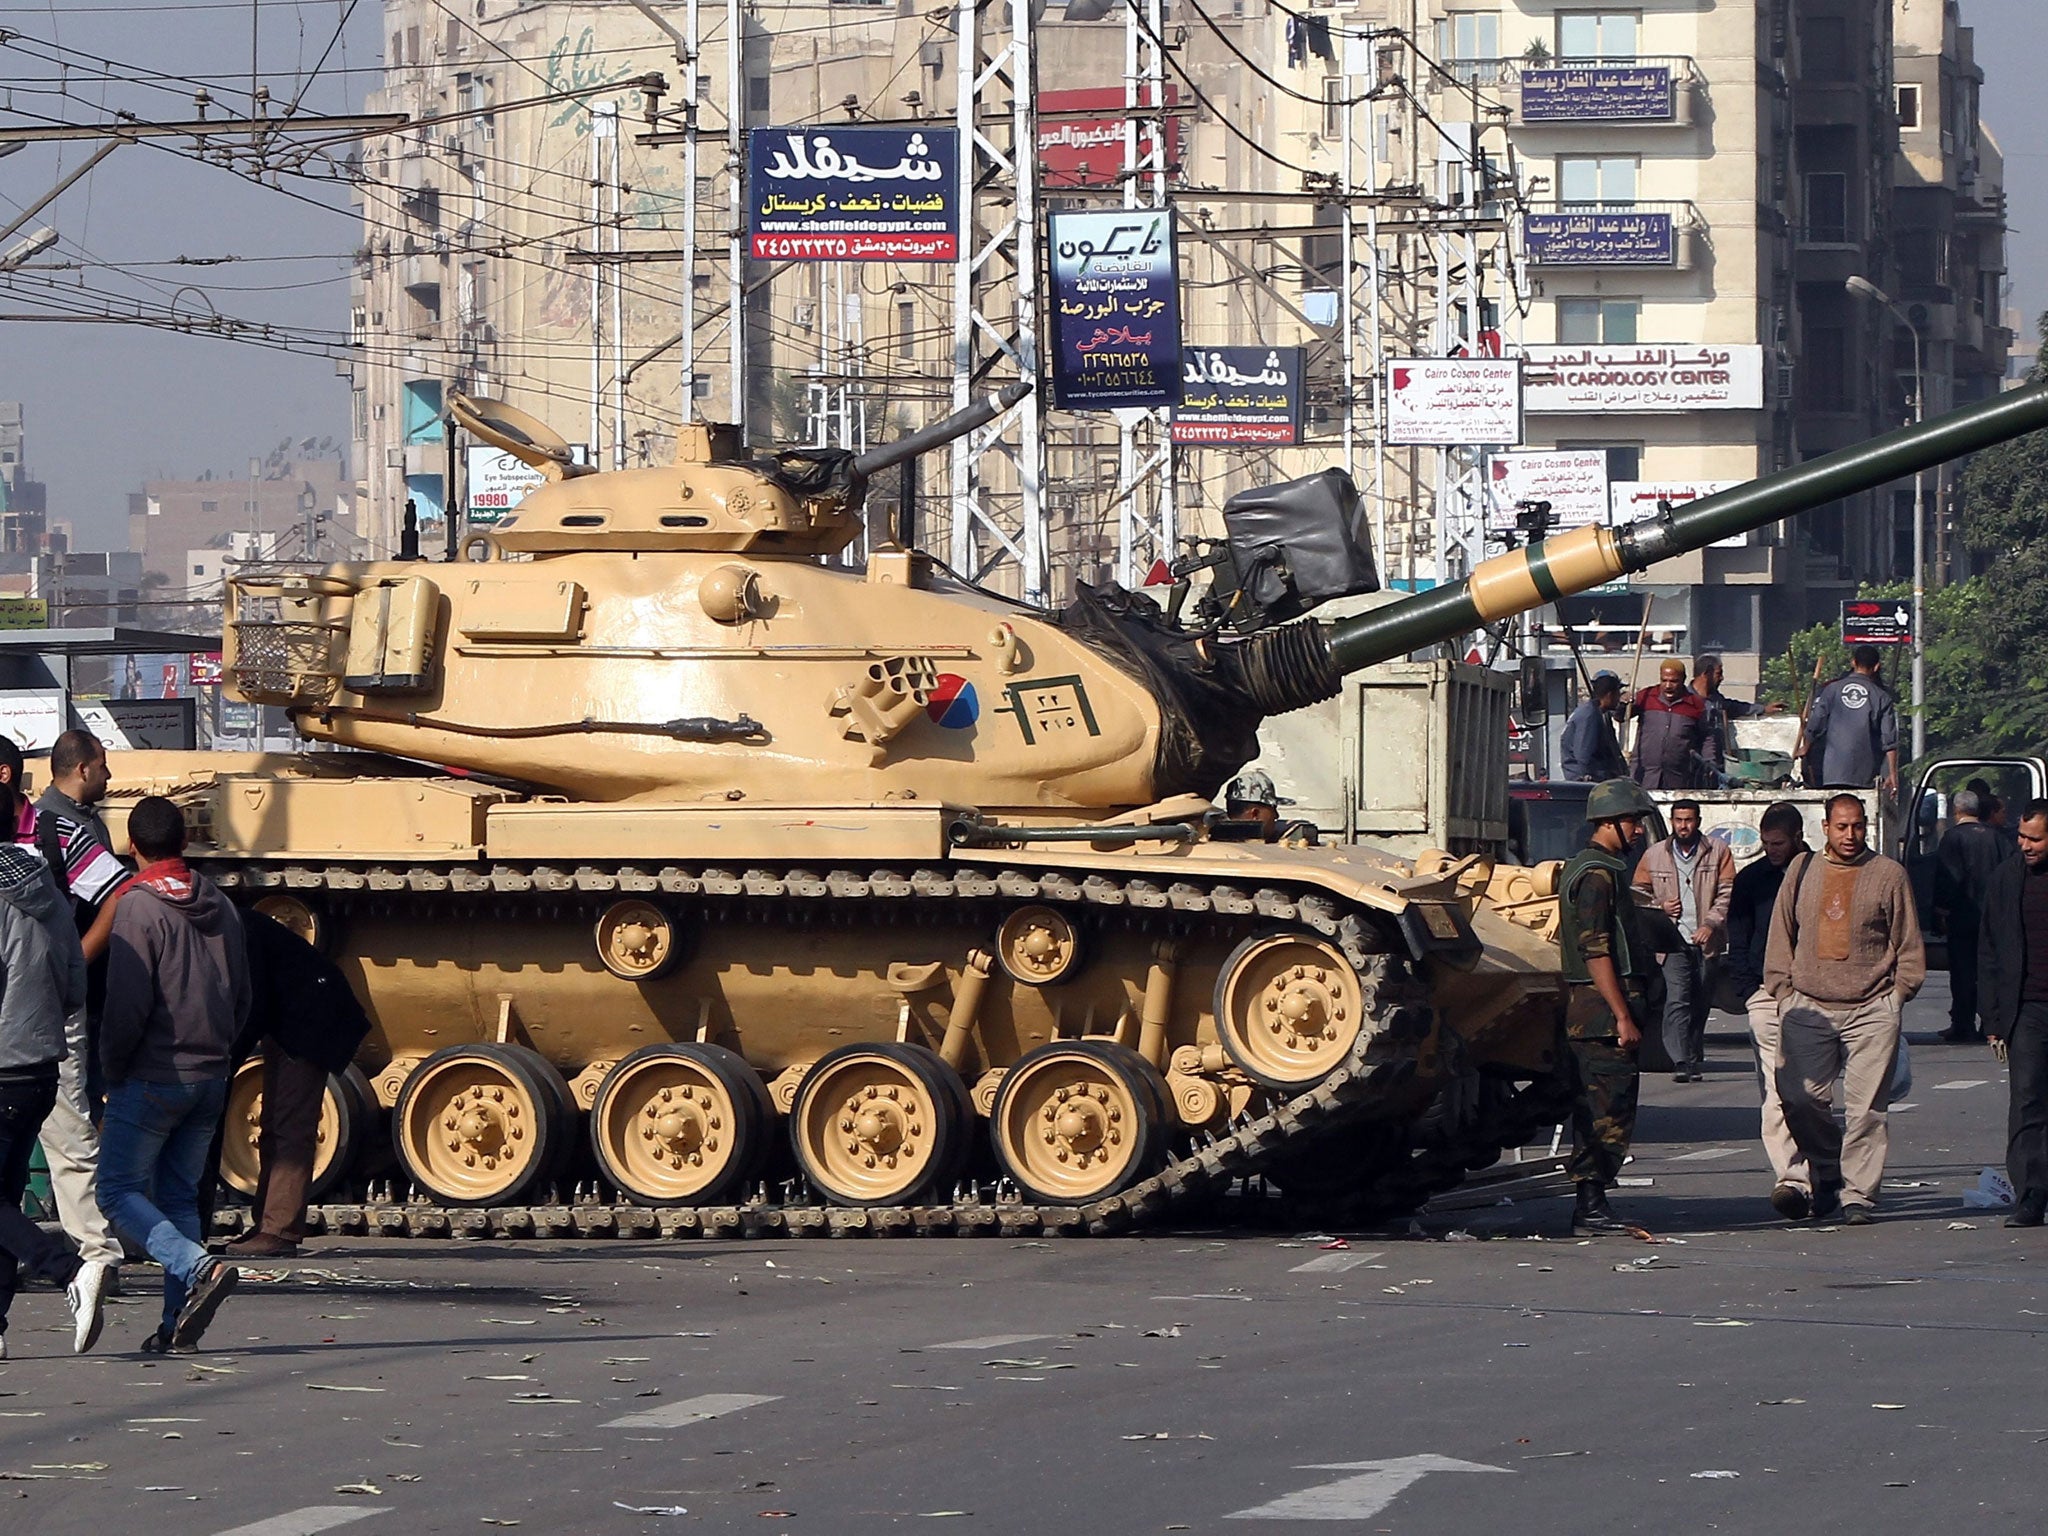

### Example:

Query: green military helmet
xmin=1584 ymin=778 xmax=1656 ymax=824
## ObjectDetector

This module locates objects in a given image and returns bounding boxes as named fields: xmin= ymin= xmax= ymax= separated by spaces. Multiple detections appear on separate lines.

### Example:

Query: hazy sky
xmin=2 ymin=0 xmax=2045 ymax=550
xmin=0 ymin=0 xmax=379 ymax=546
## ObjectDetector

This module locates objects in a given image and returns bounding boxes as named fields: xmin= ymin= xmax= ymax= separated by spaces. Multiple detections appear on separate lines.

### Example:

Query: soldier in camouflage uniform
xmin=1558 ymin=779 xmax=1657 ymax=1235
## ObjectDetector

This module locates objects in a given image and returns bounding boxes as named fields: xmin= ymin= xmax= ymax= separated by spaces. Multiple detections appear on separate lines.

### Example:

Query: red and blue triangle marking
xmin=927 ymin=673 xmax=979 ymax=729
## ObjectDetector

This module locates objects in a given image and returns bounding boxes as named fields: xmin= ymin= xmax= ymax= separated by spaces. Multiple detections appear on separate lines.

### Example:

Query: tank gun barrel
xmin=849 ymin=380 xmax=1033 ymax=482
xmin=1324 ymin=378 xmax=2048 ymax=674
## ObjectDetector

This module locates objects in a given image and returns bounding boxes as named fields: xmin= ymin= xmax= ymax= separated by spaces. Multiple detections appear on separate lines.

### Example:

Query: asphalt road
xmin=3 ymin=977 xmax=2043 ymax=1535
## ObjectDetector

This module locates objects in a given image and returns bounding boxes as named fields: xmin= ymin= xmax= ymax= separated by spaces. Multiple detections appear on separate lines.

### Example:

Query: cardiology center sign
xmin=1523 ymin=344 xmax=1765 ymax=413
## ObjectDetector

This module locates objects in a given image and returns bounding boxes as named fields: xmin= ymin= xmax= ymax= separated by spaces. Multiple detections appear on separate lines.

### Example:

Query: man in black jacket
xmin=1981 ymin=799 xmax=2048 ymax=1227
xmin=1934 ymin=787 xmax=2013 ymax=1042
xmin=1726 ymin=802 xmax=1813 ymax=1217
xmin=220 ymin=910 xmax=371 ymax=1259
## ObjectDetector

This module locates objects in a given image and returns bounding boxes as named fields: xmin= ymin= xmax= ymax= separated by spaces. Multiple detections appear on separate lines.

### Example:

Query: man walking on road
xmin=1977 ymin=800 xmax=2048 ymax=1227
xmin=1725 ymin=802 xmax=1814 ymax=1218
xmin=18 ymin=732 xmax=131 ymax=1290
xmin=1630 ymin=658 xmax=1718 ymax=790
xmin=0 ymin=836 xmax=104 ymax=1357
xmin=1765 ymin=793 xmax=1925 ymax=1224
xmin=1560 ymin=672 xmax=1627 ymax=782
xmin=1796 ymin=646 xmax=1899 ymax=798
xmin=1558 ymin=779 xmax=1658 ymax=1236
xmin=1934 ymin=786 xmax=2013 ymax=1043
xmin=1633 ymin=799 xmax=1734 ymax=1082
xmin=98 ymin=797 xmax=250 ymax=1352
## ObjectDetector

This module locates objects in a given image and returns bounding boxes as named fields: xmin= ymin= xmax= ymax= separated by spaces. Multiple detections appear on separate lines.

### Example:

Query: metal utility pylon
xmin=1112 ymin=0 xmax=1174 ymax=589
xmin=949 ymin=0 xmax=1046 ymax=604
xmin=1338 ymin=31 xmax=1388 ymax=574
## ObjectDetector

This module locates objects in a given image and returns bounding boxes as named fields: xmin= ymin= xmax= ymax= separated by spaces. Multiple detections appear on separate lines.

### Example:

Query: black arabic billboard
xmin=746 ymin=125 xmax=958 ymax=261
xmin=1172 ymin=347 xmax=1304 ymax=445
xmin=1520 ymin=65 xmax=1676 ymax=122
xmin=1048 ymin=208 xmax=1183 ymax=410
xmin=1525 ymin=210 xmax=1676 ymax=266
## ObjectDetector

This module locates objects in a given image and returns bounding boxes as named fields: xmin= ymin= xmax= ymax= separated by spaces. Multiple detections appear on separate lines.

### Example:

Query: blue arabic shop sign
xmin=1525 ymin=210 xmax=1675 ymax=266
xmin=1048 ymin=209 xmax=1183 ymax=410
xmin=746 ymin=125 xmax=958 ymax=261
xmin=1172 ymin=347 xmax=1304 ymax=445
xmin=1520 ymin=64 xmax=1675 ymax=122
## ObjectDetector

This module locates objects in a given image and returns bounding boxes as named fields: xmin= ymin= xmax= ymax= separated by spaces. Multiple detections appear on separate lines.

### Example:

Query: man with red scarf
xmin=95 ymin=797 xmax=250 ymax=1353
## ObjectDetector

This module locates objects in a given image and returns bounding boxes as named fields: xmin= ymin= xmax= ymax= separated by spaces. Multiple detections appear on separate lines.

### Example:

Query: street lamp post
xmin=1847 ymin=275 xmax=1927 ymax=762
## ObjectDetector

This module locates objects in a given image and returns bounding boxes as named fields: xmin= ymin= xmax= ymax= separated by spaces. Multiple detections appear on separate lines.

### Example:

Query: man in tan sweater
xmin=1763 ymin=793 xmax=1925 ymax=1223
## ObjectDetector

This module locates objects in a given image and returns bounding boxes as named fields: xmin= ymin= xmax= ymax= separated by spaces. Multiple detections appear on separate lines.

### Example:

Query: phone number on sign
xmin=751 ymin=234 xmax=958 ymax=260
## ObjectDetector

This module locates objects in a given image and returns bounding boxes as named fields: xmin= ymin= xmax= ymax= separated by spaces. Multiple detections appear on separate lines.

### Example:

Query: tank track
xmin=207 ymin=856 xmax=1565 ymax=1239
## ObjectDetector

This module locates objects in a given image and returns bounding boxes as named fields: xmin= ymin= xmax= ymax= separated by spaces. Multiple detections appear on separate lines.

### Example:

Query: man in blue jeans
xmin=97 ymin=797 xmax=250 ymax=1353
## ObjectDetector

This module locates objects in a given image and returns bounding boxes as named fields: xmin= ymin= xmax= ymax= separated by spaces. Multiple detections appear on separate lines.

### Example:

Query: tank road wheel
xmin=393 ymin=1044 xmax=574 ymax=1206
xmin=219 ymin=1058 xmax=376 ymax=1201
xmin=990 ymin=1041 xmax=1168 ymax=1206
xmin=595 ymin=900 xmax=683 ymax=981
xmin=790 ymin=1043 xmax=969 ymax=1207
xmin=1213 ymin=931 xmax=1368 ymax=1092
xmin=996 ymin=904 xmax=1085 ymax=985
xmin=252 ymin=893 xmax=330 ymax=954
xmin=590 ymin=1044 xmax=774 ymax=1205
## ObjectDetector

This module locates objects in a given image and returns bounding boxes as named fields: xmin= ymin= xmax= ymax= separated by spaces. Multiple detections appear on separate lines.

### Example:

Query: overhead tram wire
xmin=1 ymin=34 xmax=960 ymax=426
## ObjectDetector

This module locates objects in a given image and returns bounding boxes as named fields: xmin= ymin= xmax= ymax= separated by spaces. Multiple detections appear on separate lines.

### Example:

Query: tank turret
xmin=227 ymin=378 xmax=2048 ymax=812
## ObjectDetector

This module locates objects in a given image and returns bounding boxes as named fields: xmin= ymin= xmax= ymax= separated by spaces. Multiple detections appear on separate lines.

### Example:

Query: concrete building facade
xmin=127 ymin=456 xmax=356 ymax=597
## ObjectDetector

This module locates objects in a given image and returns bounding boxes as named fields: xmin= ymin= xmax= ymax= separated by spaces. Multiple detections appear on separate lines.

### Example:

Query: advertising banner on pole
xmin=464 ymin=443 xmax=589 ymax=526
xmin=1486 ymin=449 xmax=1610 ymax=531
xmin=1048 ymin=208 xmax=1183 ymax=410
xmin=746 ymin=125 xmax=959 ymax=261
xmin=1172 ymin=347 xmax=1304 ymax=444
xmin=1841 ymin=598 xmax=1914 ymax=646
xmin=1038 ymin=86 xmax=1180 ymax=190
xmin=1610 ymin=479 xmax=1746 ymax=548
xmin=465 ymin=446 xmax=545 ymax=527
xmin=1384 ymin=358 xmax=1523 ymax=445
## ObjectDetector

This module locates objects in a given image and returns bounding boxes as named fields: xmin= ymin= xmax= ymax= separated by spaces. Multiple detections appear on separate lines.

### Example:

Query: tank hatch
xmin=484 ymin=438 xmax=865 ymax=558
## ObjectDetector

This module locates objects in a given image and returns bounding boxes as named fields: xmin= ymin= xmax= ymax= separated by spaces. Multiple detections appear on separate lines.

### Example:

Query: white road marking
xmin=602 ymin=1392 xmax=780 ymax=1430
xmin=211 ymin=1508 xmax=390 ymax=1536
xmin=1226 ymin=1453 xmax=1512 ymax=1521
xmin=1666 ymin=1148 xmax=1741 ymax=1162
xmin=1291 ymin=1250 xmax=1385 ymax=1273
xmin=1933 ymin=1079 xmax=1988 ymax=1091
xmin=926 ymin=1334 xmax=1051 ymax=1351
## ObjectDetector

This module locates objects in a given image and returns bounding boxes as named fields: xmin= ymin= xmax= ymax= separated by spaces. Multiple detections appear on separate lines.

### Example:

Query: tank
xmin=118 ymin=377 xmax=2048 ymax=1234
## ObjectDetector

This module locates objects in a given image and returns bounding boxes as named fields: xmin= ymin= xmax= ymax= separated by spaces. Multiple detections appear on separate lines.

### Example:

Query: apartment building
xmin=345 ymin=0 xmax=2001 ymax=690
xmin=126 ymin=455 xmax=356 ymax=592
xmin=0 ymin=401 xmax=60 ymax=555
xmin=1892 ymin=0 xmax=2011 ymax=582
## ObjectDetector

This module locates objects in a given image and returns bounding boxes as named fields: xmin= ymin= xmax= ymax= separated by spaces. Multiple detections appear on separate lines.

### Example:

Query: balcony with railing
xmin=1522 ymin=202 xmax=1704 ymax=269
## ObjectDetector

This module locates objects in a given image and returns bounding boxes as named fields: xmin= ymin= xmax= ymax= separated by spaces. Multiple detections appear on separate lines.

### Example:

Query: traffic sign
xmin=1841 ymin=598 xmax=1913 ymax=646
